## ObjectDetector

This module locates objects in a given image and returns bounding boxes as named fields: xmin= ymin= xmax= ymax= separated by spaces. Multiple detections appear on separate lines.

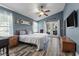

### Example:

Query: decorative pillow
xmin=20 ymin=30 xmax=27 ymax=35
xmin=24 ymin=30 xmax=28 ymax=34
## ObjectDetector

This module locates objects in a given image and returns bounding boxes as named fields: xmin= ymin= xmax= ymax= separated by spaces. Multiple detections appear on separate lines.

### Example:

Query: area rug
xmin=0 ymin=44 xmax=46 ymax=56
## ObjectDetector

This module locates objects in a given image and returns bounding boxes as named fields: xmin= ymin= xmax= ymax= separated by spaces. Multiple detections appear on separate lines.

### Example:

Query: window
xmin=33 ymin=21 xmax=38 ymax=33
xmin=0 ymin=9 xmax=13 ymax=37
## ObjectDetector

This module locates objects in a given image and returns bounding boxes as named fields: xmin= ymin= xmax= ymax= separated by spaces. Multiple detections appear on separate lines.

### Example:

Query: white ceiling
xmin=0 ymin=3 xmax=65 ymax=21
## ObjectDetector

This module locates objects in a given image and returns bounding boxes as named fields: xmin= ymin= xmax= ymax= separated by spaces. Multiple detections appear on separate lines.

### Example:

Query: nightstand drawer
xmin=9 ymin=36 xmax=18 ymax=47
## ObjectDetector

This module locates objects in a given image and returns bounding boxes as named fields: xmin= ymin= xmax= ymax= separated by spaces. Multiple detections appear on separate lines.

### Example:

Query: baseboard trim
xmin=76 ymin=52 xmax=79 ymax=56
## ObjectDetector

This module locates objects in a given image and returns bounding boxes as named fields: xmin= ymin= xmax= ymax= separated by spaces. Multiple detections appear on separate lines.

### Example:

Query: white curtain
xmin=0 ymin=9 xmax=13 ymax=37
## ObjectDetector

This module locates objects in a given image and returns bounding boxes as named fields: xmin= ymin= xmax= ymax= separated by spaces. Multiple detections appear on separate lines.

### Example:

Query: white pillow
xmin=20 ymin=31 xmax=26 ymax=35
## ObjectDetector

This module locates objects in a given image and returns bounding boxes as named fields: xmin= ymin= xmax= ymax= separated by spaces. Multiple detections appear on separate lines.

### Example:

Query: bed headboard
xmin=15 ymin=29 xmax=33 ymax=35
xmin=15 ymin=30 xmax=20 ymax=35
xmin=15 ymin=30 xmax=28 ymax=35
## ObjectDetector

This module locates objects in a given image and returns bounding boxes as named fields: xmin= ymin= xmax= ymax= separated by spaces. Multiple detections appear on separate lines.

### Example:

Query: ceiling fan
xmin=36 ymin=5 xmax=50 ymax=17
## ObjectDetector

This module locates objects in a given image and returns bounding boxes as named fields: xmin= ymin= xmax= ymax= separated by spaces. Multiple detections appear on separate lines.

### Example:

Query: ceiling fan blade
xmin=41 ymin=9 xmax=44 ymax=12
xmin=44 ymin=13 xmax=48 ymax=16
xmin=45 ymin=10 xmax=50 ymax=12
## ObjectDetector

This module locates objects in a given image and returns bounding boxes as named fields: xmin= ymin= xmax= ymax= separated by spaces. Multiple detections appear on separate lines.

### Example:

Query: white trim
xmin=76 ymin=52 xmax=79 ymax=56
xmin=0 ymin=4 xmax=12 ymax=10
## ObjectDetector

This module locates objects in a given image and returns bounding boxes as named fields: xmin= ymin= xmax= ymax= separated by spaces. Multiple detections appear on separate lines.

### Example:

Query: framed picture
xmin=16 ymin=19 xmax=30 ymax=25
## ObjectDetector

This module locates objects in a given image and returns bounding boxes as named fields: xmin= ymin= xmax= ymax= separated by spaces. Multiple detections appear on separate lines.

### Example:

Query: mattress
xmin=19 ymin=33 xmax=50 ymax=51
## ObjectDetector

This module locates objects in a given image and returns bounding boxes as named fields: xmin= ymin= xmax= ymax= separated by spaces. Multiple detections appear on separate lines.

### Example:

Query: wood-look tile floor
xmin=46 ymin=37 xmax=60 ymax=56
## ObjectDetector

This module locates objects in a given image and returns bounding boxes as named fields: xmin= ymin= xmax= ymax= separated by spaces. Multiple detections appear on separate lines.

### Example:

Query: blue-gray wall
xmin=13 ymin=12 xmax=33 ymax=34
xmin=37 ymin=20 xmax=44 ymax=32
xmin=38 ymin=11 xmax=63 ymax=36
xmin=63 ymin=3 xmax=79 ymax=53
xmin=0 ymin=6 xmax=33 ymax=35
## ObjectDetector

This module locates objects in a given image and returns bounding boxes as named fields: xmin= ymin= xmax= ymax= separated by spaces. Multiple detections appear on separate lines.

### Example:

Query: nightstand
xmin=60 ymin=37 xmax=76 ymax=56
xmin=9 ymin=35 xmax=18 ymax=48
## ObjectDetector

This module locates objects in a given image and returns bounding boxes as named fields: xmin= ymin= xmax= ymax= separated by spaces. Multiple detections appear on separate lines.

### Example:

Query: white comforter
xmin=19 ymin=33 xmax=50 ymax=51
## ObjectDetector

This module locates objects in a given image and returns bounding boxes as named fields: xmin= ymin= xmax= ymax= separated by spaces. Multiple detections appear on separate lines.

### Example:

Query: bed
xmin=19 ymin=30 xmax=50 ymax=51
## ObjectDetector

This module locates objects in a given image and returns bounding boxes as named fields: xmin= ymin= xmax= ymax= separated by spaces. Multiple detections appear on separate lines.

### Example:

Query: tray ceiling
xmin=0 ymin=3 xmax=65 ymax=21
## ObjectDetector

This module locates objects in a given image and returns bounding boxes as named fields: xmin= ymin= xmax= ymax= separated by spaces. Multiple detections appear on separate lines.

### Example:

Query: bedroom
xmin=0 ymin=3 xmax=78 ymax=56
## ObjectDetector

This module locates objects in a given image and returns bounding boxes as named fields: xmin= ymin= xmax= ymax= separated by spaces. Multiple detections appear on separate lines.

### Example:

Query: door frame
xmin=45 ymin=20 xmax=60 ymax=36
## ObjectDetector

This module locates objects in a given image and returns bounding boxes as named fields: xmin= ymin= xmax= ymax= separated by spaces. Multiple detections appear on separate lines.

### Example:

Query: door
xmin=46 ymin=20 xmax=60 ymax=36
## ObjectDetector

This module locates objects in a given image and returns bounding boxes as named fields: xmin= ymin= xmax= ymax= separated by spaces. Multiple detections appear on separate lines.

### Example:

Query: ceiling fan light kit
xmin=36 ymin=5 xmax=50 ymax=17
xmin=39 ymin=11 xmax=44 ymax=15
